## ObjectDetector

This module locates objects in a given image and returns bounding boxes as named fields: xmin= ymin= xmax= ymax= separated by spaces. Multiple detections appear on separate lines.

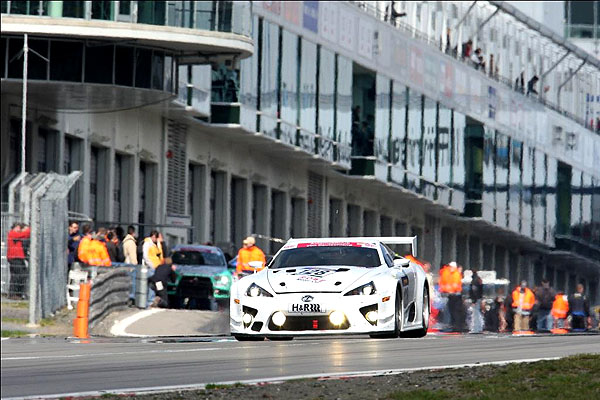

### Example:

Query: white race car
xmin=230 ymin=237 xmax=430 ymax=340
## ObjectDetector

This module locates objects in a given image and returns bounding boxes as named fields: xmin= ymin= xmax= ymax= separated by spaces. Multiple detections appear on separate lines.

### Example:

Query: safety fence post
xmin=73 ymin=282 xmax=91 ymax=338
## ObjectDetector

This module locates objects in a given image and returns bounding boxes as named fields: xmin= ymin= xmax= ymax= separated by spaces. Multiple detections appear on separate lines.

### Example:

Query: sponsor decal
xmin=401 ymin=276 xmax=409 ymax=287
xmin=289 ymin=303 xmax=325 ymax=313
xmin=301 ymin=295 xmax=314 ymax=302
xmin=290 ymin=268 xmax=336 ymax=283
xmin=296 ymin=242 xmax=377 ymax=248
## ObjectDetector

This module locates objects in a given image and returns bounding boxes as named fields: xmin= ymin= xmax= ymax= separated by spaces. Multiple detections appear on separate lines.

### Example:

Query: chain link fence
xmin=3 ymin=172 xmax=81 ymax=324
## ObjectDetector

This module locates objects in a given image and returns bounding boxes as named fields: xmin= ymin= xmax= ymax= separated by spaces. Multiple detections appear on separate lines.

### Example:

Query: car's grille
xmin=177 ymin=277 xmax=213 ymax=298
xmin=268 ymin=315 xmax=350 ymax=331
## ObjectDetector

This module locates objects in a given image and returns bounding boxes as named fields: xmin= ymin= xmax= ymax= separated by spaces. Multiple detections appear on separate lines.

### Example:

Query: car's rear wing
xmin=343 ymin=236 xmax=418 ymax=258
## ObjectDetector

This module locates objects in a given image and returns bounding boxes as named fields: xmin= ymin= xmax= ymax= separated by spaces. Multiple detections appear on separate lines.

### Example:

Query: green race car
xmin=168 ymin=244 xmax=234 ymax=310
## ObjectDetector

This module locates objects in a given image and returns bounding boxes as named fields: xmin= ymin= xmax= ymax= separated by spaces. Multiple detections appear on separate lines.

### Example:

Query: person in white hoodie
xmin=122 ymin=225 xmax=138 ymax=265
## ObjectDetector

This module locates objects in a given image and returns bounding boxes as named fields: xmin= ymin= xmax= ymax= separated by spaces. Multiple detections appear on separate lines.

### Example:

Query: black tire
xmin=268 ymin=336 xmax=294 ymax=341
xmin=370 ymin=289 xmax=402 ymax=339
xmin=233 ymin=334 xmax=264 ymax=341
xmin=401 ymin=285 xmax=429 ymax=338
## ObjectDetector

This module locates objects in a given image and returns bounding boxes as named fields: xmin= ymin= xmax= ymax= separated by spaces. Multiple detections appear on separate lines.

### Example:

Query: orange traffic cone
xmin=73 ymin=282 xmax=91 ymax=338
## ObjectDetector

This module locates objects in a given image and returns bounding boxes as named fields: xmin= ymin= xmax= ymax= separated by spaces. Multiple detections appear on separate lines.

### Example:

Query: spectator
xmin=122 ymin=225 xmax=138 ymax=265
xmin=471 ymin=48 xmax=482 ymax=69
xmin=551 ymin=291 xmax=569 ymax=330
xmin=97 ymin=227 xmax=108 ymax=243
xmin=568 ymin=283 xmax=591 ymax=331
xmin=534 ymin=278 xmax=555 ymax=332
xmin=236 ymin=236 xmax=266 ymax=277
xmin=461 ymin=39 xmax=473 ymax=60
xmin=106 ymin=232 xmax=124 ymax=263
xmin=149 ymin=257 xmax=176 ymax=308
xmin=115 ymin=226 xmax=125 ymax=242
xmin=469 ymin=269 xmax=484 ymax=333
xmin=515 ymin=72 xmax=525 ymax=94
xmin=68 ymin=221 xmax=81 ymax=268
xmin=142 ymin=230 xmax=163 ymax=269
xmin=7 ymin=223 xmax=31 ymax=299
xmin=478 ymin=55 xmax=486 ymax=73
xmin=78 ymin=225 xmax=111 ymax=266
xmin=489 ymin=54 xmax=495 ymax=77
xmin=440 ymin=261 xmax=464 ymax=332
xmin=527 ymin=75 xmax=539 ymax=96
xmin=511 ymin=280 xmax=535 ymax=332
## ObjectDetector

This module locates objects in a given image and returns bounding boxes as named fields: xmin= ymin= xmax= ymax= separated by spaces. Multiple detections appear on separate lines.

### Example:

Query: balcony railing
xmin=1 ymin=1 xmax=251 ymax=37
xmin=349 ymin=1 xmax=598 ymax=134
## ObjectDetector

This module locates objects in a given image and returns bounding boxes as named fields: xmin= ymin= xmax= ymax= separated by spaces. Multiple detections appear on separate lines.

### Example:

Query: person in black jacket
xmin=469 ymin=270 xmax=484 ymax=333
xmin=149 ymin=257 xmax=176 ymax=308
xmin=569 ymin=284 xmax=591 ymax=331
xmin=534 ymin=278 xmax=555 ymax=332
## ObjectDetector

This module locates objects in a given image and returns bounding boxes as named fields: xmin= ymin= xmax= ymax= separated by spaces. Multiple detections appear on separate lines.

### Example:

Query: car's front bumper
xmin=230 ymin=292 xmax=396 ymax=336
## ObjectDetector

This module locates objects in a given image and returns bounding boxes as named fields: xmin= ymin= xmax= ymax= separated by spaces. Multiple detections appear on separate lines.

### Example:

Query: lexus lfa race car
xmin=230 ymin=237 xmax=430 ymax=340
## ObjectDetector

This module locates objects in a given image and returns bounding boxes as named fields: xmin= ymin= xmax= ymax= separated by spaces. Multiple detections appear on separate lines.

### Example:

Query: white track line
xmin=3 ymin=357 xmax=561 ymax=400
xmin=109 ymin=308 xmax=165 ymax=337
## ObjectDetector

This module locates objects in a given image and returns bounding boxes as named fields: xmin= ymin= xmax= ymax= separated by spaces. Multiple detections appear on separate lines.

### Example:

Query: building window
xmin=62 ymin=1 xmax=85 ymax=18
xmin=50 ymin=41 xmax=83 ymax=82
xmin=137 ymin=1 xmax=166 ymax=25
xmin=85 ymin=44 xmax=114 ymax=84
xmin=92 ymin=1 xmax=113 ymax=20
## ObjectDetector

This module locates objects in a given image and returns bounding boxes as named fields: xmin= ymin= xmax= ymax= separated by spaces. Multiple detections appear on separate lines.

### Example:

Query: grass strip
xmin=1 ymin=330 xmax=30 ymax=338
xmin=388 ymin=354 xmax=600 ymax=400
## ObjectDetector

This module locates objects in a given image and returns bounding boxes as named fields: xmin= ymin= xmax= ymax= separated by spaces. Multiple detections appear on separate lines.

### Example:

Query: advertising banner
xmin=338 ymin=8 xmax=356 ymax=52
xmin=319 ymin=1 xmax=338 ymax=44
xmin=303 ymin=1 xmax=319 ymax=33
xmin=358 ymin=19 xmax=374 ymax=60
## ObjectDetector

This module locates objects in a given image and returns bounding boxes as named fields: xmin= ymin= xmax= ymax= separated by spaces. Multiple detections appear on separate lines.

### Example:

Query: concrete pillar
xmin=348 ymin=204 xmax=363 ymax=236
xmin=214 ymin=171 xmax=231 ymax=245
xmin=364 ymin=209 xmax=379 ymax=236
xmin=380 ymin=215 xmax=393 ymax=236
xmin=329 ymin=198 xmax=345 ymax=236
xmin=494 ymin=246 xmax=509 ymax=280
xmin=482 ymin=243 xmax=494 ymax=271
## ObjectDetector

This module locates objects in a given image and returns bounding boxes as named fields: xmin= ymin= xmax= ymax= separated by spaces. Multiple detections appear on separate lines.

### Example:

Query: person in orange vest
xmin=77 ymin=225 xmax=111 ymax=266
xmin=511 ymin=280 xmax=535 ymax=332
xmin=236 ymin=236 xmax=266 ymax=277
xmin=551 ymin=291 xmax=569 ymax=331
xmin=439 ymin=261 xmax=464 ymax=332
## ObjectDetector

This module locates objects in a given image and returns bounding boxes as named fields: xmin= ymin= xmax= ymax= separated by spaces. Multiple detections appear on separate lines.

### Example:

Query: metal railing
xmin=349 ymin=1 xmax=597 ymax=134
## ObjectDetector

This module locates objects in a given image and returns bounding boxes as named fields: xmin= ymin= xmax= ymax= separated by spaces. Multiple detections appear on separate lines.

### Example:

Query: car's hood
xmin=174 ymin=264 xmax=228 ymax=277
xmin=267 ymin=266 xmax=375 ymax=294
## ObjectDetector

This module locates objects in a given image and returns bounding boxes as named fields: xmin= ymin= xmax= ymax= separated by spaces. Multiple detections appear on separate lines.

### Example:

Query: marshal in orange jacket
xmin=511 ymin=287 xmax=535 ymax=311
xmin=551 ymin=294 xmax=569 ymax=319
xmin=236 ymin=245 xmax=266 ymax=275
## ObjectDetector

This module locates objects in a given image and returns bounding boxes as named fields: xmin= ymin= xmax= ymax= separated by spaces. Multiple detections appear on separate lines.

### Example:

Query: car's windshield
xmin=172 ymin=250 xmax=225 ymax=266
xmin=270 ymin=246 xmax=381 ymax=268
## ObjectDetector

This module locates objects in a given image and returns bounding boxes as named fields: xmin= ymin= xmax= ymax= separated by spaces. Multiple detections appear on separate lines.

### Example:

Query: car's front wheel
xmin=401 ymin=285 xmax=429 ymax=338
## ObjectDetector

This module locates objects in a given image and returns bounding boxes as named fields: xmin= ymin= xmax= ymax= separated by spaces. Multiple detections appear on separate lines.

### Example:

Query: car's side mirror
xmin=393 ymin=258 xmax=410 ymax=268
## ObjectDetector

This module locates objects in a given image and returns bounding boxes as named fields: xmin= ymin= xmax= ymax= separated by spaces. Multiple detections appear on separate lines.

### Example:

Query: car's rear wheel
xmin=233 ymin=334 xmax=264 ymax=341
xmin=370 ymin=289 xmax=402 ymax=339
xmin=401 ymin=285 xmax=429 ymax=338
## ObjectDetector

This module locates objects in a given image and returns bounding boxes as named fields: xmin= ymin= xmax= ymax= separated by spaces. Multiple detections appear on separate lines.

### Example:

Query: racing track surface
xmin=2 ymin=334 xmax=599 ymax=399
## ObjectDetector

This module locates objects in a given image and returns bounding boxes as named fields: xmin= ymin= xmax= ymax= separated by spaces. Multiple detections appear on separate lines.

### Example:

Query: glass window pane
xmin=406 ymin=89 xmax=422 ymax=193
xmin=280 ymin=29 xmax=298 ymax=147
xmin=508 ymin=139 xmax=522 ymax=233
xmin=422 ymin=96 xmax=436 ymax=199
xmin=482 ymin=127 xmax=495 ymax=223
xmin=437 ymin=104 xmax=452 ymax=205
xmin=138 ymin=1 xmax=165 ymax=25
xmin=259 ymin=21 xmax=280 ymax=139
xmin=317 ymin=46 xmax=335 ymax=161
xmin=135 ymin=48 xmax=152 ymax=88
xmin=7 ymin=38 xmax=24 ymax=79
xmin=119 ymin=1 xmax=131 ymax=15
xmin=195 ymin=1 xmax=214 ymax=30
xmin=151 ymin=51 xmax=164 ymax=90
xmin=299 ymin=38 xmax=317 ymax=153
xmin=451 ymin=110 xmax=466 ymax=212
xmin=50 ymin=41 xmax=83 ymax=82
xmin=240 ymin=14 xmax=259 ymax=132
xmin=335 ymin=55 xmax=352 ymax=168
xmin=115 ymin=46 xmax=134 ymax=86
xmin=390 ymin=82 xmax=407 ymax=186
xmin=581 ymin=174 xmax=592 ymax=243
xmin=85 ymin=44 xmax=113 ymax=84
xmin=546 ymin=157 xmax=557 ymax=246
xmin=374 ymin=74 xmax=390 ymax=182
xmin=495 ymin=132 xmax=509 ymax=228
xmin=62 ymin=1 xmax=85 ymax=18
xmin=521 ymin=144 xmax=534 ymax=237
xmin=92 ymin=1 xmax=113 ymax=20
xmin=533 ymin=149 xmax=546 ymax=242
xmin=571 ymin=170 xmax=582 ymax=237
xmin=29 ymin=39 xmax=48 ymax=80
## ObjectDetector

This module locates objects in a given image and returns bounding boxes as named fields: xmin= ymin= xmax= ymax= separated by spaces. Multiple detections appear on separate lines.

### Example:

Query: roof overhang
xmin=0 ymin=15 xmax=254 ymax=64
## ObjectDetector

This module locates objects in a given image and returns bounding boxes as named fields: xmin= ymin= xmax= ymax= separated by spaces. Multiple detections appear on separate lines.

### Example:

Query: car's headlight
xmin=246 ymin=283 xmax=273 ymax=297
xmin=214 ymin=274 xmax=231 ymax=286
xmin=345 ymin=281 xmax=377 ymax=296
